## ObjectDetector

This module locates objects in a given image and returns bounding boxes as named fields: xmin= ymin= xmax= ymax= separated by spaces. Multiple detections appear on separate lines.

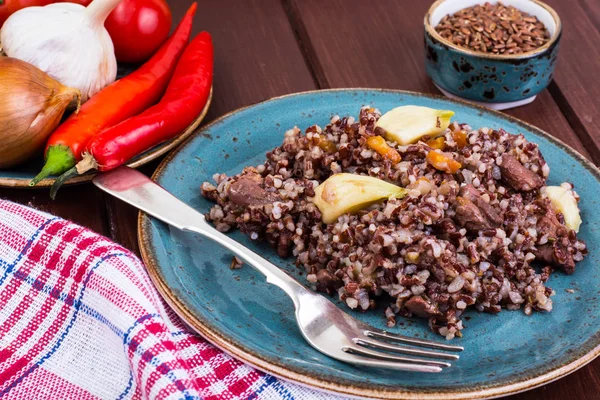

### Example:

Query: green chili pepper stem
xmin=49 ymin=167 xmax=79 ymax=200
xmin=30 ymin=145 xmax=76 ymax=187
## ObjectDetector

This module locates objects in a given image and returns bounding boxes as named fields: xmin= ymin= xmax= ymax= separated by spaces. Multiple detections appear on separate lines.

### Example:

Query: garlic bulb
xmin=1 ymin=0 xmax=122 ymax=102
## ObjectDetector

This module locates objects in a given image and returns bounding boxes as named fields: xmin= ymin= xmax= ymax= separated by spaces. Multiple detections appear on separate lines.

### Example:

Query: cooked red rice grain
xmin=202 ymin=107 xmax=587 ymax=339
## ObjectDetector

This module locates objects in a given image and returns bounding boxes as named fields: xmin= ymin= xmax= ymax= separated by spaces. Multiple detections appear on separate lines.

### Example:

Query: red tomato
xmin=105 ymin=0 xmax=172 ymax=64
xmin=30 ymin=0 xmax=172 ymax=63
xmin=0 ymin=0 xmax=52 ymax=26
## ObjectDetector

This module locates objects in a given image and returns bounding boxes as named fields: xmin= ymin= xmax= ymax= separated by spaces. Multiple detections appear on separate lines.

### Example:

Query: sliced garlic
xmin=376 ymin=105 xmax=454 ymax=145
xmin=543 ymin=185 xmax=582 ymax=232
xmin=312 ymin=173 xmax=408 ymax=224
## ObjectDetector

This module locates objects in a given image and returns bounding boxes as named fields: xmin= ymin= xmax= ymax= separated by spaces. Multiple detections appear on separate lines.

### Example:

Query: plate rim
xmin=0 ymin=87 xmax=212 ymax=188
xmin=138 ymin=88 xmax=600 ymax=399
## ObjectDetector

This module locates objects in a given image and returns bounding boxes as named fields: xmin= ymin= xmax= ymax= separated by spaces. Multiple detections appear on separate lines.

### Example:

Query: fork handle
xmin=93 ymin=167 xmax=310 ymax=307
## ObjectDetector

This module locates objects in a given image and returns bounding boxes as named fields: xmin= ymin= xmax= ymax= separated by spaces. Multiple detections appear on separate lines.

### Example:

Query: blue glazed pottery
xmin=424 ymin=0 xmax=561 ymax=110
xmin=139 ymin=89 xmax=600 ymax=399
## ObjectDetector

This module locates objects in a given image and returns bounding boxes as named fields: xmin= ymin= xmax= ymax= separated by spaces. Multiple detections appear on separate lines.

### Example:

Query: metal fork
xmin=94 ymin=166 xmax=463 ymax=372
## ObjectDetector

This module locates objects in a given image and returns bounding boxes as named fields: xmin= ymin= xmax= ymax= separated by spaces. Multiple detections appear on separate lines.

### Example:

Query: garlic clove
xmin=543 ymin=185 xmax=582 ymax=233
xmin=312 ymin=173 xmax=408 ymax=224
xmin=376 ymin=105 xmax=454 ymax=145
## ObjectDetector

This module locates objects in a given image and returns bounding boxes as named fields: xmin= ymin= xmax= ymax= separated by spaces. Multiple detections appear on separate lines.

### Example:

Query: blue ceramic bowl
xmin=424 ymin=0 xmax=561 ymax=109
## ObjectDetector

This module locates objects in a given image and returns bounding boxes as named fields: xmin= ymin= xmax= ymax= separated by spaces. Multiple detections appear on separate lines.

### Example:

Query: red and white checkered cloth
xmin=0 ymin=200 xmax=342 ymax=400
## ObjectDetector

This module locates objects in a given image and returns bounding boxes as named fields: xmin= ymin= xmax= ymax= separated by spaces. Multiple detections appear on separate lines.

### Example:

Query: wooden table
xmin=3 ymin=0 xmax=598 ymax=398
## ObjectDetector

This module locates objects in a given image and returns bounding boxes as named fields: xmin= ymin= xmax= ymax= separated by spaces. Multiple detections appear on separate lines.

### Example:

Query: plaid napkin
xmin=0 ymin=200 xmax=342 ymax=400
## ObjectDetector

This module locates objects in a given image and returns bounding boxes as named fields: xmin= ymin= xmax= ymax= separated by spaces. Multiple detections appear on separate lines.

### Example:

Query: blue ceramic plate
xmin=139 ymin=89 xmax=600 ymax=399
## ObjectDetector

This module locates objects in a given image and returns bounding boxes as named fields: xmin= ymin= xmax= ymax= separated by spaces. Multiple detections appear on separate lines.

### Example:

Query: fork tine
xmin=341 ymin=347 xmax=444 ymax=372
xmin=354 ymin=338 xmax=459 ymax=360
xmin=343 ymin=346 xmax=451 ymax=368
xmin=365 ymin=330 xmax=464 ymax=352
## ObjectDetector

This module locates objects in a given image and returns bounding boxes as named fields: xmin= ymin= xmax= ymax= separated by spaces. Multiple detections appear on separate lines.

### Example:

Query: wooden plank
xmin=177 ymin=0 xmax=317 ymax=120
xmin=288 ymin=0 xmax=598 ymax=398
xmin=581 ymin=0 xmax=600 ymax=32
xmin=539 ymin=0 xmax=600 ymax=164
xmin=287 ymin=0 xmax=591 ymax=160
xmin=104 ymin=0 xmax=317 ymax=254
xmin=0 ymin=186 xmax=109 ymax=235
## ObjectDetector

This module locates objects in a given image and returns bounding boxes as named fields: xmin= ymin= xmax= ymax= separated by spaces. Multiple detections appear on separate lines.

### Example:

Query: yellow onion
xmin=0 ymin=57 xmax=81 ymax=169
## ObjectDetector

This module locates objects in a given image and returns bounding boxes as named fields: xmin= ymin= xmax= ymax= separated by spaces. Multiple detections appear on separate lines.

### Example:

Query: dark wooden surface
xmin=6 ymin=0 xmax=600 ymax=398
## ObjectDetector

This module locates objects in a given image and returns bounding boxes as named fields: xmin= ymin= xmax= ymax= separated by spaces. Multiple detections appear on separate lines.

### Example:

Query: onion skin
xmin=0 ymin=57 xmax=81 ymax=169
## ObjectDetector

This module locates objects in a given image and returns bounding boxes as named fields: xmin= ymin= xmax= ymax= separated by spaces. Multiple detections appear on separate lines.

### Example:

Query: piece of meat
xmin=534 ymin=244 xmax=555 ymax=265
xmin=315 ymin=269 xmax=343 ymax=294
xmin=277 ymin=232 xmax=292 ymax=258
xmin=537 ymin=214 xmax=560 ymax=239
xmin=499 ymin=154 xmax=543 ymax=192
xmin=553 ymin=237 xmax=576 ymax=274
xmin=453 ymin=185 xmax=502 ymax=232
xmin=404 ymin=296 xmax=442 ymax=318
xmin=227 ymin=173 xmax=278 ymax=206
xmin=460 ymin=185 xmax=503 ymax=227
xmin=454 ymin=197 xmax=488 ymax=232
xmin=533 ymin=203 xmax=574 ymax=273
xmin=536 ymin=213 xmax=568 ymax=241
xmin=534 ymin=239 xmax=575 ymax=274
xmin=535 ymin=200 xmax=568 ymax=238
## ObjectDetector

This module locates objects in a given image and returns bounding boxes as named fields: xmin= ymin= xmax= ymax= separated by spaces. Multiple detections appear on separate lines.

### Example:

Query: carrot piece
xmin=318 ymin=138 xmax=337 ymax=153
xmin=367 ymin=136 xmax=401 ymax=163
xmin=452 ymin=130 xmax=468 ymax=148
xmin=426 ymin=150 xmax=462 ymax=173
xmin=426 ymin=137 xmax=445 ymax=150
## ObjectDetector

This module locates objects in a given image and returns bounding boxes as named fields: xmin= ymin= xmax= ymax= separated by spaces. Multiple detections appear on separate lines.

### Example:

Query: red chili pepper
xmin=30 ymin=2 xmax=197 ymax=186
xmin=87 ymin=32 xmax=213 ymax=171
xmin=49 ymin=31 xmax=213 ymax=199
